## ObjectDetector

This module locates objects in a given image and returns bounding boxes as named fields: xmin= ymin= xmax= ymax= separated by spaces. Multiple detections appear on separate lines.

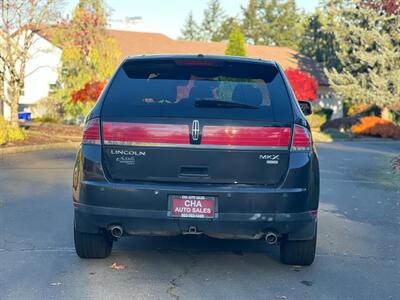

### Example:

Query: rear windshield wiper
xmin=194 ymin=99 xmax=259 ymax=109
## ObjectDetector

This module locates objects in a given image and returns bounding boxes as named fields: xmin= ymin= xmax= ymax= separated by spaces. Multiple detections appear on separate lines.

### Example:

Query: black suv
xmin=73 ymin=55 xmax=319 ymax=265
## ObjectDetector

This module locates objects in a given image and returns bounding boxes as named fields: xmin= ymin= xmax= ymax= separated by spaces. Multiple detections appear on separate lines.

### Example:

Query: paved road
xmin=0 ymin=141 xmax=399 ymax=300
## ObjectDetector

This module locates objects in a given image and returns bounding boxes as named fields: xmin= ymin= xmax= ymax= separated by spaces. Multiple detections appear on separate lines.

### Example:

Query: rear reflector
xmin=103 ymin=122 xmax=190 ymax=145
xmin=202 ymin=126 xmax=291 ymax=148
xmin=82 ymin=118 xmax=100 ymax=145
xmin=291 ymin=125 xmax=311 ymax=151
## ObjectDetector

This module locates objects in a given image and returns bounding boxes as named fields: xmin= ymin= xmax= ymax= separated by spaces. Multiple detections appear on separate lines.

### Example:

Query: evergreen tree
xmin=268 ymin=0 xmax=303 ymax=48
xmin=179 ymin=11 xmax=201 ymax=40
xmin=213 ymin=17 xmax=240 ymax=42
xmin=325 ymin=3 xmax=400 ymax=116
xmin=241 ymin=0 xmax=264 ymax=45
xmin=240 ymin=0 xmax=303 ymax=49
xmin=201 ymin=0 xmax=227 ymax=41
xmin=299 ymin=8 xmax=341 ymax=70
xmin=225 ymin=25 xmax=246 ymax=56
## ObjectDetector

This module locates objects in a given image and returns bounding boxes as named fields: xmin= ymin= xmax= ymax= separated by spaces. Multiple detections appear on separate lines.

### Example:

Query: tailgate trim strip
xmin=103 ymin=140 xmax=288 ymax=150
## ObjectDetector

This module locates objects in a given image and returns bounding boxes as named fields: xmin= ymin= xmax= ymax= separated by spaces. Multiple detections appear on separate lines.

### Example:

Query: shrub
xmin=321 ymin=116 xmax=361 ymax=132
xmin=7 ymin=126 xmax=27 ymax=142
xmin=32 ymin=117 xmax=59 ymax=123
xmin=322 ymin=128 xmax=352 ymax=139
xmin=351 ymin=116 xmax=400 ymax=139
xmin=314 ymin=108 xmax=334 ymax=121
xmin=31 ymin=96 xmax=62 ymax=121
xmin=346 ymin=103 xmax=382 ymax=118
xmin=307 ymin=114 xmax=327 ymax=129
xmin=285 ymin=68 xmax=318 ymax=101
xmin=346 ymin=103 xmax=371 ymax=116
xmin=0 ymin=116 xmax=7 ymax=145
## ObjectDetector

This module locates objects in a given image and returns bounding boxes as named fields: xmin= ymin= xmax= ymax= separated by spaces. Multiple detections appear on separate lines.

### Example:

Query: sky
xmin=65 ymin=0 xmax=320 ymax=39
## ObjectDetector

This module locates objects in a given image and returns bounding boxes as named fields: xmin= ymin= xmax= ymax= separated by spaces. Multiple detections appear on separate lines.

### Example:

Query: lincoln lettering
xmin=110 ymin=149 xmax=146 ymax=156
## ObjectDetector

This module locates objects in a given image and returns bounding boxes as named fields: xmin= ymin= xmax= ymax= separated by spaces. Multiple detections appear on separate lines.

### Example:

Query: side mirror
xmin=298 ymin=100 xmax=312 ymax=116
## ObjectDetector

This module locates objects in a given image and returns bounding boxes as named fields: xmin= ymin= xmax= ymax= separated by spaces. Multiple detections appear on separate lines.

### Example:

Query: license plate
xmin=170 ymin=195 xmax=215 ymax=219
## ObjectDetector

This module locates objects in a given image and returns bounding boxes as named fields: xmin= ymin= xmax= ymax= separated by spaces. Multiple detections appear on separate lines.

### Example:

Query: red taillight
xmin=291 ymin=125 xmax=311 ymax=151
xmin=82 ymin=118 xmax=100 ymax=145
xmin=202 ymin=126 xmax=291 ymax=148
xmin=102 ymin=122 xmax=189 ymax=145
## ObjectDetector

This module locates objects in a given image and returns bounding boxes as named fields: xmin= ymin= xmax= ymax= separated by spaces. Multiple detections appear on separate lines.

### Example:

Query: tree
xmin=201 ymin=0 xmax=227 ymax=41
xmin=300 ymin=1 xmax=365 ymax=70
xmin=285 ymin=69 xmax=318 ymax=101
xmin=179 ymin=11 xmax=201 ymax=40
xmin=360 ymin=0 xmax=400 ymax=14
xmin=299 ymin=8 xmax=342 ymax=70
xmin=0 ymin=0 xmax=63 ymax=126
xmin=71 ymin=81 xmax=106 ymax=103
xmin=241 ymin=0 xmax=264 ymax=45
xmin=0 ymin=48 xmax=5 ymax=117
xmin=267 ymin=0 xmax=303 ymax=48
xmin=225 ymin=25 xmax=246 ymax=57
xmin=325 ymin=3 xmax=400 ymax=119
xmin=211 ymin=17 xmax=241 ymax=42
xmin=240 ymin=0 xmax=304 ymax=49
xmin=55 ymin=0 xmax=121 ymax=122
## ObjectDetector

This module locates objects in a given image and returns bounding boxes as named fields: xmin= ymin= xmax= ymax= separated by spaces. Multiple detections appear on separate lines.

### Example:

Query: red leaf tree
xmin=285 ymin=68 xmax=318 ymax=101
xmin=361 ymin=0 xmax=400 ymax=15
xmin=71 ymin=81 xmax=106 ymax=104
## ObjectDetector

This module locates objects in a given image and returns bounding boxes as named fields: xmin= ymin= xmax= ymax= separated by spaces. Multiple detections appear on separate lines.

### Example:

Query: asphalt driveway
xmin=0 ymin=141 xmax=399 ymax=300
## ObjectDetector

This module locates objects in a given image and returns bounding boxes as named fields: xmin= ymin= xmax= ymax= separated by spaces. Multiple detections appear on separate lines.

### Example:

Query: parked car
xmin=72 ymin=55 xmax=319 ymax=265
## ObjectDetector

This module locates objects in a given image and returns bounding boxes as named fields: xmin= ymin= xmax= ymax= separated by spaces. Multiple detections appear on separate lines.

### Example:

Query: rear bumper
xmin=74 ymin=180 xmax=317 ymax=241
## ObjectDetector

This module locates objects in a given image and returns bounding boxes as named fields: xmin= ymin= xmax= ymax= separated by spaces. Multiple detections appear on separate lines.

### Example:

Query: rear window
xmin=102 ymin=59 xmax=293 ymax=122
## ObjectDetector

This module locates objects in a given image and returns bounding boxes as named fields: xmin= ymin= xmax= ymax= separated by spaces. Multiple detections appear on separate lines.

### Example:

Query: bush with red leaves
xmin=285 ymin=68 xmax=318 ymax=101
xmin=351 ymin=116 xmax=400 ymax=139
xmin=71 ymin=81 xmax=106 ymax=104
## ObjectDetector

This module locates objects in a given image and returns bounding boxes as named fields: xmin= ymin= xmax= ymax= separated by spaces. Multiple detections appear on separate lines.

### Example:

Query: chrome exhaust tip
xmin=110 ymin=225 xmax=123 ymax=238
xmin=265 ymin=232 xmax=278 ymax=245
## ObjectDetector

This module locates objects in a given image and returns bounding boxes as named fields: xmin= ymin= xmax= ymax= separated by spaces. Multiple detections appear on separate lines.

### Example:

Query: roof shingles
xmin=37 ymin=27 xmax=327 ymax=85
xmin=107 ymin=30 xmax=327 ymax=85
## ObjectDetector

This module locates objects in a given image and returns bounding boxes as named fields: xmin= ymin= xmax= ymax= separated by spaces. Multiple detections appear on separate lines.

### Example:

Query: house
xmin=0 ymin=29 xmax=62 ymax=120
xmin=0 ymin=29 xmax=342 ymax=119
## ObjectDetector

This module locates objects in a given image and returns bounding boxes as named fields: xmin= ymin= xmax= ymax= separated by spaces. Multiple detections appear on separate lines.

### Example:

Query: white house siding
xmin=1 ymin=33 xmax=61 ymax=119
xmin=315 ymin=85 xmax=343 ymax=119
xmin=20 ymin=34 xmax=61 ymax=111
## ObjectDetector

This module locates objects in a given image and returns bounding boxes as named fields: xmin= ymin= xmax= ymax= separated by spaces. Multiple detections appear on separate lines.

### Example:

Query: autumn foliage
xmin=71 ymin=81 xmax=106 ymax=104
xmin=351 ymin=116 xmax=400 ymax=139
xmin=361 ymin=0 xmax=400 ymax=15
xmin=285 ymin=68 xmax=318 ymax=101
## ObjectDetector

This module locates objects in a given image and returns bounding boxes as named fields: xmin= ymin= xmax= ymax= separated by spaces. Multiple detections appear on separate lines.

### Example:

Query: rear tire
xmin=280 ymin=230 xmax=317 ymax=266
xmin=74 ymin=228 xmax=113 ymax=258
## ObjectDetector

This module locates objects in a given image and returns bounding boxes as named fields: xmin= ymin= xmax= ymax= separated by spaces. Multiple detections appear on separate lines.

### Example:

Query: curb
xmin=329 ymin=138 xmax=399 ymax=142
xmin=0 ymin=142 xmax=80 ymax=156
xmin=316 ymin=137 xmax=399 ymax=143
